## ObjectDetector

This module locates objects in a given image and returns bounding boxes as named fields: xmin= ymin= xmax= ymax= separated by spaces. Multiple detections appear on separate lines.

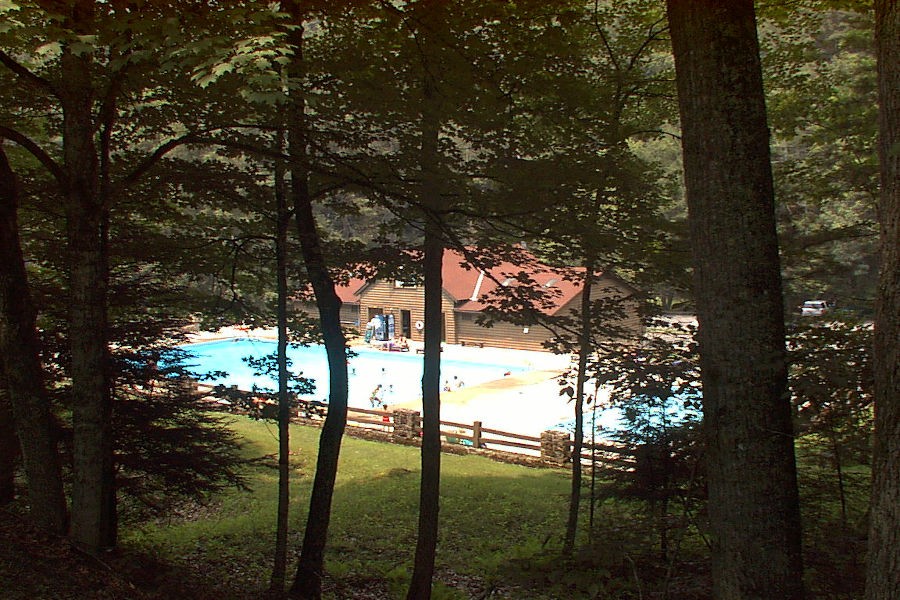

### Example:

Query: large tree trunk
xmin=665 ymin=2 xmax=804 ymax=598
xmin=0 ymin=148 xmax=67 ymax=529
xmin=866 ymin=1 xmax=900 ymax=598
xmin=269 ymin=132 xmax=291 ymax=596
xmin=60 ymin=28 xmax=116 ymax=552
xmin=285 ymin=8 xmax=349 ymax=599
xmin=0 ymin=379 xmax=16 ymax=505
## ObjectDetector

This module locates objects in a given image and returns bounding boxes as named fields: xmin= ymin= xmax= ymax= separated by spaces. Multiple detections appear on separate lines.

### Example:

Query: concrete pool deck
xmin=189 ymin=327 xmax=580 ymax=436
xmin=390 ymin=369 xmax=577 ymax=437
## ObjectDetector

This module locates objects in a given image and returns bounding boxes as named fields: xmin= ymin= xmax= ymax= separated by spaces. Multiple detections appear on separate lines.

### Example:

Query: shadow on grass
xmin=120 ymin=420 xmax=709 ymax=599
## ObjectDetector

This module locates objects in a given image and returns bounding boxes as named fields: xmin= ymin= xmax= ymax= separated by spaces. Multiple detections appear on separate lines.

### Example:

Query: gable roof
xmin=337 ymin=248 xmax=629 ymax=317
xmin=441 ymin=249 xmax=585 ymax=316
xmin=335 ymin=277 xmax=368 ymax=304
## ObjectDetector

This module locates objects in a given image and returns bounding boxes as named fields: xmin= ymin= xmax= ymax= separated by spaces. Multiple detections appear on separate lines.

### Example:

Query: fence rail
xmin=196 ymin=381 xmax=629 ymax=467
xmin=342 ymin=406 xmax=628 ymax=466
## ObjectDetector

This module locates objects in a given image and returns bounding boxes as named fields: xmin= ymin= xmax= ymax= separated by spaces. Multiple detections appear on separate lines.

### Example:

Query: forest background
xmin=0 ymin=1 xmax=896 ymax=599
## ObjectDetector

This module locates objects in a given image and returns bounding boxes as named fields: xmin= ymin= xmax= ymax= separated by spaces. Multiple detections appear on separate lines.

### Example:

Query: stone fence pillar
xmin=171 ymin=375 xmax=199 ymax=396
xmin=392 ymin=408 xmax=421 ymax=440
xmin=540 ymin=430 xmax=571 ymax=465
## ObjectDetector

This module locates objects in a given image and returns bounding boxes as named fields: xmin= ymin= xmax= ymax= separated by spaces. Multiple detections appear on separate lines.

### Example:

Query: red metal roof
xmin=441 ymin=249 xmax=584 ymax=316
xmin=338 ymin=248 xmax=594 ymax=316
xmin=335 ymin=277 xmax=368 ymax=304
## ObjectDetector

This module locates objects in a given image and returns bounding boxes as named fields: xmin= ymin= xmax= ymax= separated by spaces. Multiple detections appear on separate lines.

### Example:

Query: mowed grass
xmin=122 ymin=416 xmax=573 ymax=598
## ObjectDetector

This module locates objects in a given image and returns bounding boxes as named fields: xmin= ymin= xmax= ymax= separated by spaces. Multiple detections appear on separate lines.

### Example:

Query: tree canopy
xmin=0 ymin=1 xmax=889 ymax=598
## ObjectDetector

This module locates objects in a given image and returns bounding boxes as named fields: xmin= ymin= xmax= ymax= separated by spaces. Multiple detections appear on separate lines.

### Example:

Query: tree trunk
xmin=406 ymin=217 xmax=444 ymax=600
xmin=60 ymin=30 xmax=116 ymax=553
xmin=269 ymin=131 xmax=291 ymax=596
xmin=288 ymin=155 xmax=349 ymax=600
xmin=406 ymin=21 xmax=445 ymax=595
xmin=0 ymin=147 xmax=67 ymax=530
xmin=866 ymin=1 xmax=900 ymax=598
xmin=284 ymin=8 xmax=350 ymax=599
xmin=0 ymin=379 xmax=16 ymax=505
xmin=666 ymin=2 xmax=804 ymax=598
xmin=828 ymin=426 xmax=848 ymax=530
xmin=564 ymin=258 xmax=594 ymax=556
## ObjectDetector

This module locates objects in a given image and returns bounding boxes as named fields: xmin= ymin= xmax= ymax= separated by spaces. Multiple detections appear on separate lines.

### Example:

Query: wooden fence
xmin=196 ymin=381 xmax=631 ymax=467
xmin=341 ymin=405 xmax=632 ymax=467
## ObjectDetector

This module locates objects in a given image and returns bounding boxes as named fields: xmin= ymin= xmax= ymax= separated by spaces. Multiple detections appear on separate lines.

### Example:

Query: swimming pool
xmin=549 ymin=391 xmax=702 ymax=436
xmin=181 ymin=338 xmax=530 ymax=409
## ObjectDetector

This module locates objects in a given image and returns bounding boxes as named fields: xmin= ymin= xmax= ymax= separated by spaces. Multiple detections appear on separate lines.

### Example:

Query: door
xmin=401 ymin=310 xmax=412 ymax=338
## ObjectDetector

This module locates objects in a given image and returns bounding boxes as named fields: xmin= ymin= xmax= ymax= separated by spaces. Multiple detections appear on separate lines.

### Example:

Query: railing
xmin=194 ymin=381 xmax=630 ymax=467
xmin=341 ymin=405 xmax=632 ymax=466
xmin=343 ymin=406 xmax=543 ymax=452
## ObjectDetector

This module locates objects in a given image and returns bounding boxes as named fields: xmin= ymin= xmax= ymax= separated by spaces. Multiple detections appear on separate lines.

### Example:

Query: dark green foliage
xmin=25 ymin=250 xmax=251 ymax=518
xmin=112 ymin=367 xmax=247 ymax=518
xmin=494 ymin=529 xmax=711 ymax=600
xmin=111 ymin=317 xmax=250 ymax=518
xmin=593 ymin=326 xmax=705 ymax=560
xmin=788 ymin=318 xmax=873 ymax=599
xmin=797 ymin=438 xmax=870 ymax=600
xmin=761 ymin=3 xmax=879 ymax=307
xmin=789 ymin=318 xmax=873 ymax=468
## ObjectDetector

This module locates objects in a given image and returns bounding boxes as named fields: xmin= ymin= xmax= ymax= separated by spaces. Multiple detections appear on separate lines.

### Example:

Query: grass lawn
xmin=122 ymin=416 xmax=580 ymax=599
xmin=4 ymin=419 xmax=864 ymax=598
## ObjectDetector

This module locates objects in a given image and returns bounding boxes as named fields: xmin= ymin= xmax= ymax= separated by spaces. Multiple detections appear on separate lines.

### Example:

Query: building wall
xmin=340 ymin=304 xmax=360 ymax=328
xmin=455 ymin=275 xmax=641 ymax=352
xmin=296 ymin=274 xmax=641 ymax=351
xmin=455 ymin=313 xmax=557 ymax=352
xmin=553 ymin=276 xmax=643 ymax=340
xmin=356 ymin=281 xmax=457 ymax=343
xmin=291 ymin=302 xmax=360 ymax=337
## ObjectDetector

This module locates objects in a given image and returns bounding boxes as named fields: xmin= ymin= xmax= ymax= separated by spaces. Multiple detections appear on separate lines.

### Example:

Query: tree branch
xmin=0 ymin=50 xmax=60 ymax=98
xmin=120 ymin=135 xmax=197 ymax=187
xmin=0 ymin=125 xmax=65 ymax=186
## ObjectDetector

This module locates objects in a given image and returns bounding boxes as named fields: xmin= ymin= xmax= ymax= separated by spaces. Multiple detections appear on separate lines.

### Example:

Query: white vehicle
xmin=800 ymin=300 xmax=832 ymax=316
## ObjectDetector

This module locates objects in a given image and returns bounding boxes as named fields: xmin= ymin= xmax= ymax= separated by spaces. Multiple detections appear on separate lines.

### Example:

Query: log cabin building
xmin=322 ymin=249 xmax=641 ymax=353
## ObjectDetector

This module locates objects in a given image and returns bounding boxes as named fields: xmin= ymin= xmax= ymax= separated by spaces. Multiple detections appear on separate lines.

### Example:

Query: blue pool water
xmin=180 ymin=338 xmax=529 ymax=409
xmin=550 ymin=392 xmax=702 ymax=436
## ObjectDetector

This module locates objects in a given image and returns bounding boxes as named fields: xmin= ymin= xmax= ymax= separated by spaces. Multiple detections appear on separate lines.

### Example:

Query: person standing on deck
xmin=369 ymin=384 xmax=383 ymax=408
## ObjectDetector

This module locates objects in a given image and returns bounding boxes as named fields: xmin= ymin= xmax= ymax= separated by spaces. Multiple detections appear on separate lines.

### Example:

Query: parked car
xmin=800 ymin=300 xmax=833 ymax=316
